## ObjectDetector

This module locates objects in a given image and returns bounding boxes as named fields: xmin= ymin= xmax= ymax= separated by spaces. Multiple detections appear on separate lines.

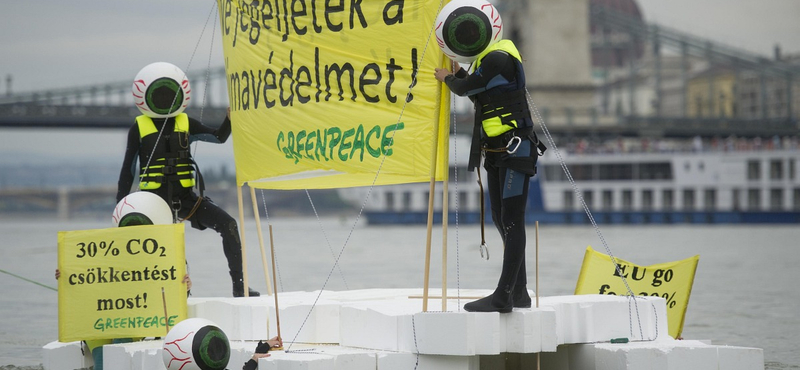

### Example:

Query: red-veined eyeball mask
xmin=132 ymin=62 xmax=191 ymax=118
xmin=162 ymin=318 xmax=230 ymax=370
xmin=111 ymin=191 xmax=174 ymax=227
xmin=435 ymin=0 xmax=504 ymax=63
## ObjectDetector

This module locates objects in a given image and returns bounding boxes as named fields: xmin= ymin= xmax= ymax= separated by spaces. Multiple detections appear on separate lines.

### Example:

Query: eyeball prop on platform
xmin=132 ymin=62 xmax=192 ymax=118
xmin=162 ymin=318 xmax=231 ymax=370
xmin=111 ymin=191 xmax=173 ymax=227
xmin=434 ymin=0 xmax=504 ymax=63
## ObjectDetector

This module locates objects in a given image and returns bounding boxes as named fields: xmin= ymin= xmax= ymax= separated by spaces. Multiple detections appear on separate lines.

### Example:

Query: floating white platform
xmin=43 ymin=289 xmax=763 ymax=370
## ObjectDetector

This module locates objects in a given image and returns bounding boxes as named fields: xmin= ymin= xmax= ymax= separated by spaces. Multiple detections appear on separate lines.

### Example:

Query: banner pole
xmin=536 ymin=221 xmax=539 ymax=308
xmin=250 ymin=187 xmax=274 ymax=296
xmin=269 ymin=224 xmax=283 ymax=345
xmin=441 ymin=179 xmax=448 ymax=312
xmin=423 ymin=179 xmax=435 ymax=313
xmin=536 ymin=220 xmax=540 ymax=370
xmin=237 ymin=185 xmax=250 ymax=297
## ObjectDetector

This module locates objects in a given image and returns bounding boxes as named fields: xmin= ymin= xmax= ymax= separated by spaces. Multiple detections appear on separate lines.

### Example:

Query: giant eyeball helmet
xmin=162 ymin=318 xmax=231 ymax=370
xmin=112 ymin=191 xmax=174 ymax=227
xmin=132 ymin=62 xmax=191 ymax=118
xmin=434 ymin=0 xmax=504 ymax=63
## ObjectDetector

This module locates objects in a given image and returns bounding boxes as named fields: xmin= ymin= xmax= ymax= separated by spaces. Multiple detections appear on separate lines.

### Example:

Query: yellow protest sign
xmin=217 ymin=0 xmax=451 ymax=189
xmin=574 ymin=246 xmax=699 ymax=338
xmin=57 ymin=224 xmax=187 ymax=342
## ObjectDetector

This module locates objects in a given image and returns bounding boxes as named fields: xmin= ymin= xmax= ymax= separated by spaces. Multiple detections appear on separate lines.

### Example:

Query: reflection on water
xmin=0 ymin=217 xmax=798 ymax=368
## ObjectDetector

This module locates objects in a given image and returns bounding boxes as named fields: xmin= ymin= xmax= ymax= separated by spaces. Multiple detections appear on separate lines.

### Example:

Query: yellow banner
xmin=217 ymin=0 xmax=451 ymax=189
xmin=57 ymin=224 xmax=187 ymax=342
xmin=574 ymin=246 xmax=699 ymax=338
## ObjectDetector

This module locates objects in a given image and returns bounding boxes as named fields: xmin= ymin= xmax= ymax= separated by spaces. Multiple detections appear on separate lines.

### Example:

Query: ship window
xmin=747 ymin=189 xmax=761 ymax=210
xmin=638 ymin=162 xmax=672 ymax=180
xmin=564 ymin=190 xmax=574 ymax=210
xmin=583 ymin=190 xmax=594 ymax=208
xmin=403 ymin=191 xmax=413 ymax=211
xmin=732 ymin=188 xmax=741 ymax=211
xmin=793 ymin=188 xmax=800 ymax=210
xmin=386 ymin=192 xmax=395 ymax=211
xmin=683 ymin=189 xmax=695 ymax=210
xmin=544 ymin=165 xmax=566 ymax=182
xmin=747 ymin=160 xmax=760 ymax=180
xmin=602 ymin=190 xmax=613 ymax=209
xmin=662 ymin=189 xmax=674 ymax=210
xmin=459 ymin=191 xmax=468 ymax=210
xmin=769 ymin=160 xmax=783 ymax=180
xmin=704 ymin=189 xmax=716 ymax=210
xmin=642 ymin=190 xmax=653 ymax=210
xmin=789 ymin=159 xmax=796 ymax=180
xmin=770 ymin=188 xmax=783 ymax=210
xmin=598 ymin=163 xmax=634 ymax=180
xmin=622 ymin=190 xmax=633 ymax=210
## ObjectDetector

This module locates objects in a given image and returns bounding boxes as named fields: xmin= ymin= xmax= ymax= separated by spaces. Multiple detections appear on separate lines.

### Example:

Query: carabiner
xmin=479 ymin=241 xmax=490 ymax=260
xmin=506 ymin=136 xmax=522 ymax=154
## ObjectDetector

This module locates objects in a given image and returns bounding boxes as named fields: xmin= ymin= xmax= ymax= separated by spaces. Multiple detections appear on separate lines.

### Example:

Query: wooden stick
xmin=441 ymin=177 xmax=449 ymax=312
xmin=535 ymin=221 xmax=539 ymax=308
xmin=422 ymin=179 xmax=435 ymax=313
xmin=269 ymin=225 xmax=282 ymax=343
xmin=236 ymin=185 xmax=249 ymax=297
xmin=250 ymin=187 xmax=274 ymax=296
xmin=161 ymin=287 xmax=170 ymax=335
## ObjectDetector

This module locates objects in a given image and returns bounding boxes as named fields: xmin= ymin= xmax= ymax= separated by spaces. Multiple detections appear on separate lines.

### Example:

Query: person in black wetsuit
xmin=433 ymin=1 xmax=544 ymax=313
xmin=117 ymin=61 xmax=259 ymax=298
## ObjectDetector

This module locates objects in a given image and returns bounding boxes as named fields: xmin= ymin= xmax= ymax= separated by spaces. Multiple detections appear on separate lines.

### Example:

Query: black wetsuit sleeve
xmin=188 ymin=116 xmax=231 ymax=144
xmin=116 ymin=124 xmax=141 ymax=203
xmin=443 ymin=51 xmax=515 ymax=97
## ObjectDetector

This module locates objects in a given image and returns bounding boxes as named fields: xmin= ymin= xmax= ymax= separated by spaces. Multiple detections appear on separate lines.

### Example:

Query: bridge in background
xmin=1 ymin=4 xmax=798 ymax=138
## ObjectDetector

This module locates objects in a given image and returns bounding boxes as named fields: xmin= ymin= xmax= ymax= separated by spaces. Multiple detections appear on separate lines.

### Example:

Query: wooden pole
xmin=535 ymin=221 xmax=539 ymax=308
xmin=536 ymin=221 xmax=540 ymax=370
xmin=423 ymin=179 xmax=435 ymax=312
xmin=161 ymin=287 xmax=170 ymax=335
xmin=250 ymin=187 xmax=274 ymax=296
xmin=441 ymin=180 xmax=448 ymax=311
xmin=236 ymin=185 xmax=249 ymax=297
xmin=269 ymin=224 xmax=283 ymax=345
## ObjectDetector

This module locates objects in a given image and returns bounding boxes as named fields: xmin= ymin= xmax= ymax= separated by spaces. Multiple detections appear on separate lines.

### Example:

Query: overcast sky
xmin=1 ymin=0 xmax=799 ymax=168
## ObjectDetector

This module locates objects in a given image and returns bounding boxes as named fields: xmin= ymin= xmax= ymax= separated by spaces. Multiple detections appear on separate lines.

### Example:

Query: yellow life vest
xmin=136 ymin=114 xmax=195 ymax=190
xmin=473 ymin=40 xmax=524 ymax=137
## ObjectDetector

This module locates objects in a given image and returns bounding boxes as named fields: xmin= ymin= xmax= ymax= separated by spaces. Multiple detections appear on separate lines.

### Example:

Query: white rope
xmin=284 ymin=0 xmax=448 ymax=351
xmin=524 ymin=89 xmax=647 ymax=340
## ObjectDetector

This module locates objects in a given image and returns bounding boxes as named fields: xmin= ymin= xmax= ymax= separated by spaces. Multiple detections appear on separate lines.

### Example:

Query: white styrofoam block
xmin=103 ymin=340 xmax=165 ymax=370
xmin=272 ymin=303 xmax=321 ymax=344
xmin=717 ymin=345 xmax=764 ymax=370
xmin=473 ymin=311 xmax=503 ymax=355
xmin=377 ymin=352 xmax=478 ymax=370
xmin=312 ymin=302 xmax=340 ymax=342
xmin=42 ymin=341 xmax=93 ymax=370
xmin=667 ymin=345 xmax=717 ymax=370
xmin=410 ymin=311 xmax=476 ymax=355
xmin=257 ymin=350 xmax=335 ymax=370
xmin=188 ymin=298 xmax=271 ymax=341
xmin=339 ymin=305 xmax=399 ymax=351
xmin=539 ymin=307 xmax=558 ymax=352
xmin=504 ymin=309 xmax=543 ymax=353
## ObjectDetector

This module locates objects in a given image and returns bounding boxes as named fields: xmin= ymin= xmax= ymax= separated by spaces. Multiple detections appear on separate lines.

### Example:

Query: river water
xmin=0 ymin=217 xmax=798 ymax=369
